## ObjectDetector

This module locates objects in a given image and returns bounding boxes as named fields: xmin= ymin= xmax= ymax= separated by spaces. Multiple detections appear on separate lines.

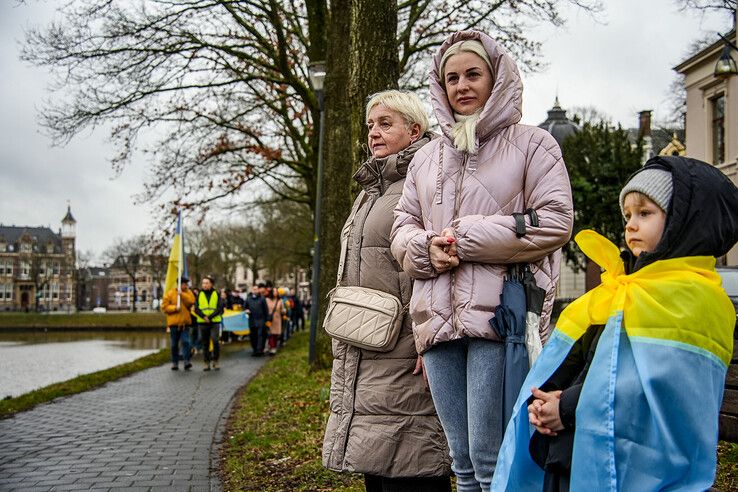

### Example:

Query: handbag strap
xmin=335 ymin=191 xmax=369 ymax=286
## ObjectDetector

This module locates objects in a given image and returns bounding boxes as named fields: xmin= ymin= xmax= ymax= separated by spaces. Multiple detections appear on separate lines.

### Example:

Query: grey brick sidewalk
xmin=0 ymin=348 xmax=267 ymax=491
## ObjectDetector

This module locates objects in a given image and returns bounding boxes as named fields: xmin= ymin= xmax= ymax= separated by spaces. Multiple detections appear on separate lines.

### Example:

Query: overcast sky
xmin=0 ymin=1 xmax=733 ymax=260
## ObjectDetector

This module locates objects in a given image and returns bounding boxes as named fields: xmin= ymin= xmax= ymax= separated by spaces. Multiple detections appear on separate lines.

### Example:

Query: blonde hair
xmin=365 ymin=90 xmax=429 ymax=135
xmin=439 ymin=39 xmax=494 ymax=86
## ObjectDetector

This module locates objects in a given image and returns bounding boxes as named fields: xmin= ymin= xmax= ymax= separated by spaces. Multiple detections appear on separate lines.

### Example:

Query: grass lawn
xmin=220 ymin=330 xmax=738 ymax=491
xmin=0 ymin=348 xmax=170 ymax=418
xmin=0 ymin=311 xmax=165 ymax=329
xmin=221 ymin=331 xmax=363 ymax=492
xmin=717 ymin=441 xmax=738 ymax=490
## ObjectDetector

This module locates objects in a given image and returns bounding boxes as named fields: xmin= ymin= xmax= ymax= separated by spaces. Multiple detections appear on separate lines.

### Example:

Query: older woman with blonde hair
xmin=322 ymin=90 xmax=452 ymax=492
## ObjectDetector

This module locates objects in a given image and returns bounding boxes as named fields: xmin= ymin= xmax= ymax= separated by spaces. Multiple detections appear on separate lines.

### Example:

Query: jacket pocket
xmin=469 ymin=263 xmax=505 ymax=311
xmin=410 ymin=278 xmax=433 ymax=325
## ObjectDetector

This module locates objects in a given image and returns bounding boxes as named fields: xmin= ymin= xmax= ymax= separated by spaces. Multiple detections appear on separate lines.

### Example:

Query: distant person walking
xmin=289 ymin=288 xmax=304 ymax=332
xmin=245 ymin=284 xmax=269 ymax=356
xmin=193 ymin=276 xmax=225 ymax=371
xmin=264 ymin=287 xmax=282 ymax=356
xmin=161 ymin=276 xmax=195 ymax=371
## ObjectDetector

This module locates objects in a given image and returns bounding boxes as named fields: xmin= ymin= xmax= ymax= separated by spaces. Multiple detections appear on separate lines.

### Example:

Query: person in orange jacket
xmin=161 ymin=276 xmax=196 ymax=371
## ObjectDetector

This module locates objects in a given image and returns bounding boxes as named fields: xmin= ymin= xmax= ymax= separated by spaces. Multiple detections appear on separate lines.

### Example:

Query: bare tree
xmin=674 ymin=0 xmax=736 ymax=15
xmin=22 ymin=0 xmax=601 ymax=224
xmin=28 ymin=256 xmax=54 ymax=312
xmin=105 ymin=236 xmax=148 ymax=312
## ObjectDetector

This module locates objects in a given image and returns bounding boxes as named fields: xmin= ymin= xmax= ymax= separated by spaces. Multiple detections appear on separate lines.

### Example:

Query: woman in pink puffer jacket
xmin=391 ymin=30 xmax=573 ymax=491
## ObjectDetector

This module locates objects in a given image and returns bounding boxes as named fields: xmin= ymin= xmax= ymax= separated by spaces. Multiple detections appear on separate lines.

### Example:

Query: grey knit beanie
xmin=619 ymin=168 xmax=674 ymax=216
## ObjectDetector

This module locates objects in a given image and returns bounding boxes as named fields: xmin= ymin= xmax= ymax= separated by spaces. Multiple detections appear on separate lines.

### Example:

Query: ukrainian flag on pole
xmin=164 ymin=211 xmax=188 ymax=302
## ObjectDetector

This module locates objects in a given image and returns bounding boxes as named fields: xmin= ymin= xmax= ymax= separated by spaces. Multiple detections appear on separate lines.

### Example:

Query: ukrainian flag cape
xmin=492 ymin=230 xmax=735 ymax=492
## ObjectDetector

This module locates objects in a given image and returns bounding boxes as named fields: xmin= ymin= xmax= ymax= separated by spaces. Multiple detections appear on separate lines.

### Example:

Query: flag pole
xmin=176 ymin=211 xmax=183 ymax=310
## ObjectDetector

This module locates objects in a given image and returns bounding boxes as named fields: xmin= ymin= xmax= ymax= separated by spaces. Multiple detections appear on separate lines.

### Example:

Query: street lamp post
xmin=308 ymin=61 xmax=326 ymax=365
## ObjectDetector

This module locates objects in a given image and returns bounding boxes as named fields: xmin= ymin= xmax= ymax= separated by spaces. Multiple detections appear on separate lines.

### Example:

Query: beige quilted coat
xmin=322 ymin=136 xmax=451 ymax=478
xmin=391 ymin=31 xmax=574 ymax=355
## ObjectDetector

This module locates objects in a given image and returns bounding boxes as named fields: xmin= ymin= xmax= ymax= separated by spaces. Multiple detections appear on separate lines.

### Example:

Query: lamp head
xmin=715 ymin=42 xmax=738 ymax=79
xmin=308 ymin=61 xmax=327 ymax=92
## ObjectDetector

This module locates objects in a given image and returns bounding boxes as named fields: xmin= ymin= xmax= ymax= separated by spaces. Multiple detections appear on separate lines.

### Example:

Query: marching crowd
xmin=161 ymin=276 xmax=306 ymax=371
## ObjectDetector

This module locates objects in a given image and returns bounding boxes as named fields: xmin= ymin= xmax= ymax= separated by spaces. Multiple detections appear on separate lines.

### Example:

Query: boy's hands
xmin=528 ymin=387 xmax=565 ymax=436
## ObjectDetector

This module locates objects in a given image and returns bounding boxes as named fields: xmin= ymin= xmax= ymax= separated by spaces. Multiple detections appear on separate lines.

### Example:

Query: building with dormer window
xmin=0 ymin=206 xmax=77 ymax=311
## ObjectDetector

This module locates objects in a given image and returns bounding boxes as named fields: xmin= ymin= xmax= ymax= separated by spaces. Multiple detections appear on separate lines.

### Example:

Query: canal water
xmin=0 ymin=331 xmax=168 ymax=398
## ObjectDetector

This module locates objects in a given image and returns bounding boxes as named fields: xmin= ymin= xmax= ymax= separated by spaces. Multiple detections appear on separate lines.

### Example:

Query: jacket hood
xmin=430 ymin=30 xmax=523 ymax=145
xmin=353 ymin=133 xmax=432 ymax=194
xmin=628 ymin=156 xmax=738 ymax=271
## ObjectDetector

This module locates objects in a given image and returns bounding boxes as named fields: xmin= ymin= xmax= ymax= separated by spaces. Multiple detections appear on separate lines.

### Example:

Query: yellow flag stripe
xmin=556 ymin=230 xmax=735 ymax=365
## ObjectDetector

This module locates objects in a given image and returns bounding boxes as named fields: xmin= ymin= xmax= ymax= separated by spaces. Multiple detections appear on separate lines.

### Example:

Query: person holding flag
xmin=161 ymin=211 xmax=194 ymax=370
xmin=161 ymin=276 xmax=195 ymax=370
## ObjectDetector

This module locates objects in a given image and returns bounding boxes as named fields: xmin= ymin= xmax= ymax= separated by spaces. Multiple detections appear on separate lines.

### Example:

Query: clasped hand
xmin=429 ymin=228 xmax=459 ymax=273
xmin=528 ymin=387 xmax=565 ymax=436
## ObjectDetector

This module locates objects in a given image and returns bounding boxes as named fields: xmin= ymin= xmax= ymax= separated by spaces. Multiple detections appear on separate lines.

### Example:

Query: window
xmin=20 ymin=261 xmax=30 ymax=279
xmin=53 ymin=262 xmax=60 ymax=275
xmin=20 ymin=242 xmax=32 ymax=253
xmin=712 ymin=95 xmax=726 ymax=165
xmin=0 ymin=284 xmax=12 ymax=301
xmin=52 ymin=284 xmax=59 ymax=300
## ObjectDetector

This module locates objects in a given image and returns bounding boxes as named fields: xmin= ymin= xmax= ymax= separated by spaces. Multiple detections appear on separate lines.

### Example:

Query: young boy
xmin=491 ymin=156 xmax=738 ymax=492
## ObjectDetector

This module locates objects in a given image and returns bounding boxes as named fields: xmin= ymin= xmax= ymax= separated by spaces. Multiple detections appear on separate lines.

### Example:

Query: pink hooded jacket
xmin=391 ymin=31 xmax=574 ymax=355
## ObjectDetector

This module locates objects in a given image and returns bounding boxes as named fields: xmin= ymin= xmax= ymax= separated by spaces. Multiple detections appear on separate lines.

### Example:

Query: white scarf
xmin=451 ymin=109 xmax=481 ymax=154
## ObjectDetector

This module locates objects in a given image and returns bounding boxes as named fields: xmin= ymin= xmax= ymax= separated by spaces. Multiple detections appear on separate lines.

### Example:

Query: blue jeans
xmin=169 ymin=326 xmax=191 ymax=365
xmin=423 ymin=338 xmax=504 ymax=492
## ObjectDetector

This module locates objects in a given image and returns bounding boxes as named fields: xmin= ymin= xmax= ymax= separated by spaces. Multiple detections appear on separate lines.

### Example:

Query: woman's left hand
xmin=413 ymin=355 xmax=429 ymax=388
xmin=440 ymin=228 xmax=458 ymax=257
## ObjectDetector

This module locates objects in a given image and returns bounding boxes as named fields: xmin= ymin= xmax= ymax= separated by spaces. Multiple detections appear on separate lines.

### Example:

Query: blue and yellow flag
xmin=492 ymin=230 xmax=735 ymax=491
xmin=164 ymin=211 xmax=189 ymax=295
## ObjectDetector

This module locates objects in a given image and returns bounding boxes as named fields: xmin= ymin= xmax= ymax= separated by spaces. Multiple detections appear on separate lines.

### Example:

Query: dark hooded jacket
xmin=529 ymin=155 xmax=738 ymax=481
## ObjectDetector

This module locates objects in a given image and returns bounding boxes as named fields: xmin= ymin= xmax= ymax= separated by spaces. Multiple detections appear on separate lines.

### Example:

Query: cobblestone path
xmin=0 ymin=348 xmax=266 ymax=491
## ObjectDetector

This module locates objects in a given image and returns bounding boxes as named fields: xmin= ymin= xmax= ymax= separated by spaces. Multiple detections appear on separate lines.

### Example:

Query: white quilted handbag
xmin=323 ymin=285 xmax=404 ymax=352
xmin=322 ymin=192 xmax=405 ymax=352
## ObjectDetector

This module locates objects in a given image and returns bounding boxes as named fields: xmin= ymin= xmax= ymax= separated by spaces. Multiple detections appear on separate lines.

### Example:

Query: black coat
xmin=245 ymin=294 xmax=269 ymax=328
xmin=529 ymin=156 xmax=738 ymax=489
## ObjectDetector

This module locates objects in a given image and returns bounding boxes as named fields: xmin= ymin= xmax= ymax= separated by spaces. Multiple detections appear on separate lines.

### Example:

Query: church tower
xmin=61 ymin=203 xmax=77 ymax=310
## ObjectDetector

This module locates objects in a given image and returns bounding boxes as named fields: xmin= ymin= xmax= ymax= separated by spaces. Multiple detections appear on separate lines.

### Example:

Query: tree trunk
xmin=312 ymin=0 xmax=399 ymax=369
xmin=349 ymin=0 xmax=399 ymax=164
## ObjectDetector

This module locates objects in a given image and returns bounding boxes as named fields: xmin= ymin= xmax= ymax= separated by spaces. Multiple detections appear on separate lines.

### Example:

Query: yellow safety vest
xmin=193 ymin=290 xmax=222 ymax=323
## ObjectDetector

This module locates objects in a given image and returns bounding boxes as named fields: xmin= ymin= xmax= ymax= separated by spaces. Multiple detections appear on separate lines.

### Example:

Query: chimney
xmin=638 ymin=110 xmax=652 ymax=139
xmin=638 ymin=110 xmax=654 ymax=165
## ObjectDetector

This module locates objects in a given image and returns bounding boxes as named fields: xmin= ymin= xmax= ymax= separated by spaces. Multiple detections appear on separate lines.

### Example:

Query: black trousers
xmin=363 ymin=474 xmax=451 ymax=492
xmin=198 ymin=323 xmax=220 ymax=362
xmin=249 ymin=323 xmax=267 ymax=354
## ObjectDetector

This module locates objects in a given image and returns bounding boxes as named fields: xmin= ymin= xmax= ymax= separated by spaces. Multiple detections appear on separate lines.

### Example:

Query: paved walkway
xmin=0 ymin=348 xmax=267 ymax=491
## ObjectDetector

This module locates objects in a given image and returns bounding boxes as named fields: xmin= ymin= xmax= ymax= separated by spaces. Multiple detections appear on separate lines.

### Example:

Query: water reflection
xmin=0 ymin=331 xmax=168 ymax=398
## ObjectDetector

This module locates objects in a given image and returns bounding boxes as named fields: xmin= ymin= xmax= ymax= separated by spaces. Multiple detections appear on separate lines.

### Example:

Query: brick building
xmin=0 ymin=206 xmax=77 ymax=311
